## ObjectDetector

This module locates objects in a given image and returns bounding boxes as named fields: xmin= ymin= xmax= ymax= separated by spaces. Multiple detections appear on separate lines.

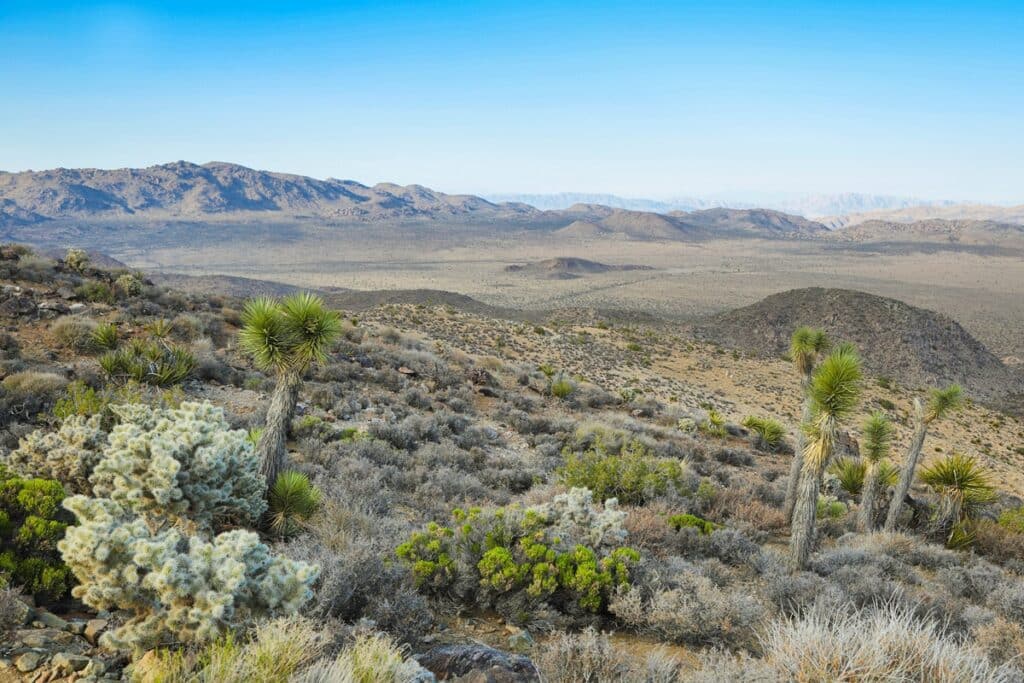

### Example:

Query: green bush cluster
xmin=998 ymin=507 xmax=1024 ymax=534
xmin=558 ymin=438 xmax=687 ymax=505
xmin=396 ymin=489 xmax=640 ymax=614
xmin=668 ymin=513 xmax=719 ymax=535
xmin=0 ymin=466 xmax=72 ymax=601
xmin=100 ymin=339 xmax=196 ymax=386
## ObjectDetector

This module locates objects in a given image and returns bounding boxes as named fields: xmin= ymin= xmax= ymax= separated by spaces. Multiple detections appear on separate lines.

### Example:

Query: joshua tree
xmin=856 ymin=411 xmax=894 ymax=532
xmin=883 ymin=385 xmax=963 ymax=531
xmin=919 ymin=452 xmax=996 ymax=545
xmin=789 ymin=345 xmax=862 ymax=570
xmin=239 ymin=292 xmax=341 ymax=488
xmin=782 ymin=327 xmax=830 ymax=524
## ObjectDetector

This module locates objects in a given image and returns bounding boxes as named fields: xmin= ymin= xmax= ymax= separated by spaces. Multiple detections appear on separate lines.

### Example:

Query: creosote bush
xmin=396 ymin=488 xmax=639 ymax=616
xmin=558 ymin=438 xmax=688 ymax=505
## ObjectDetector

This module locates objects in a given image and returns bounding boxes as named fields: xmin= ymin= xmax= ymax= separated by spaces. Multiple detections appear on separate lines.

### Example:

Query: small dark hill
xmin=505 ymin=257 xmax=652 ymax=279
xmin=696 ymin=288 xmax=1017 ymax=402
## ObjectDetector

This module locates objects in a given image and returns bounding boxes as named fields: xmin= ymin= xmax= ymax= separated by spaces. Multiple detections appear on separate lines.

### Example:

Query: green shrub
xmin=90 ymin=322 xmax=118 ymax=350
xmin=0 ymin=466 xmax=73 ymax=601
xmin=51 ymin=316 xmax=98 ymax=351
xmin=816 ymin=496 xmax=847 ymax=520
xmin=558 ymin=439 xmax=687 ymax=505
xmin=742 ymin=415 xmax=785 ymax=451
xmin=396 ymin=488 xmax=640 ymax=615
xmin=668 ymin=513 xmax=719 ymax=535
xmin=52 ymin=381 xmax=109 ymax=420
xmin=115 ymin=272 xmax=143 ymax=296
xmin=550 ymin=373 xmax=576 ymax=399
xmin=75 ymin=281 xmax=116 ymax=304
xmin=877 ymin=398 xmax=896 ymax=411
xmin=100 ymin=339 xmax=195 ymax=386
xmin=268 ymin=471 xmax=321 ymax=538
xmin=998 ymin=507 xmax=1024 ymax=534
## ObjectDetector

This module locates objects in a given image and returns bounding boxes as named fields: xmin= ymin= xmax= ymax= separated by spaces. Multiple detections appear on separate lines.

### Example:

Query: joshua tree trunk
xmin=789 ymin=420 xmax=836 ymax=571
xmin=884 ymin=399 xmax=928 ymax=531
xmin=258 ymin=370 xmax=303 ymax=489
xmin=783 ymin=379 xmax=814 ymax=525
xmin=858 ymin=463 xmax=880 ymax=532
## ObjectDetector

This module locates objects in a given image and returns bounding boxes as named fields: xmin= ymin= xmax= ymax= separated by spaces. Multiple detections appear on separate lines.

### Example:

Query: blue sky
xmin=1 ymin=1 xmax=1022 ymax=201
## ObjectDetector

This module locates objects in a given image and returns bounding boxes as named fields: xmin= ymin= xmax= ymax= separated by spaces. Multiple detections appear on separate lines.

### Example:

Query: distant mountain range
xmin=1 ymin=162 xmax=1021 ymax=247
xmin=488 ymin=191 xmax=963 ymax=219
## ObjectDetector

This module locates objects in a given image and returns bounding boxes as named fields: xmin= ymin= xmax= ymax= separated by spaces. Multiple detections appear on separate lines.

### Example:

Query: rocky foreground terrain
xmin=1 ymin=244 xmax=1024 ymax=681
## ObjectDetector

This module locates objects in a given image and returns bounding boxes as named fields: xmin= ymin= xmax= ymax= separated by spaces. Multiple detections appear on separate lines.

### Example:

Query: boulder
xmin=415 ymin=644 xmax=540 ymax=683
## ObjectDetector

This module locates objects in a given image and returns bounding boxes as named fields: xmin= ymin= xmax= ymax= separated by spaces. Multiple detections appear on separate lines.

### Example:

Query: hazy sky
xmin=1 ymin=1 xmax=1022 ymax=202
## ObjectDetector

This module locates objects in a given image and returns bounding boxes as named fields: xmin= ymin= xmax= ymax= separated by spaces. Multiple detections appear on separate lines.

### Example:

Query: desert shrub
xmin=100 ymin=339 xmax=196 ymax=386
xmin=742 ymin=415 xmax=786 ymax=451
xmin=12 ymin=254 xmax=56 ymax=282
xmin=558 ymin=438 xmax=688 ymax=505
xmin=140 ymin=615 xmax=325 ymax=683
xmin=668 ymin=513 xmax=719 ymax=535
xmin=753 ymin=601 xmax=1015 ymax=681
xmin=0 ymin=466 xmax=73 ymax=601
xmin=610 ymin=569 xmax=765 ymax=648
xmin=1 ymin=370 xmax=67 ymax=398
xmin=90 ymin=321 xmax=119 ymax=350
xmin=0 ymin=586 xmax=28 ymax=630
xmin=5 ymin=413 xmax=107 ymax=493
xmin=75 ymin=280 xmax=116 ymax=304
xmin=712 ymin=447 xmax=755 ymax=467
xmin=550 ymin=373 xmax=576 ymax=399
xmin=396 ymin=488 xmax=639 ymax=617
xmin=52 ymin=380 xmax=110 ymax=420
xmin=293 ymin=631 xmax=431 ymax=683
xmin=534 ymin=627 xmax=629 ymax=682
xmin=51 ymin=316 xmax=98 ymax=351
xmin=972 ymin=615 xmax=1024 ymax=669
xmin=971 ymin=519 xmax=1024 ymax=566
xmin=999 ymin=507 xmax=1024 ymax=534
xmin=58 ymin=402 xmax=316 ymax=651
xmin=267 ymin=470 xmax=321 ymax=537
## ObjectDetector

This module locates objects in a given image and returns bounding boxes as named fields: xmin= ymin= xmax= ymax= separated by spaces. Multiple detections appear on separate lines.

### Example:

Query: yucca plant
xmin=239 ymin=292 xmax=341 ymax=488
xmin=89 ymin=322 xmax=118 ymax=351
xmin=856 ymin=411 xmax=894 ymax=532
xmin=267 ymin=470 xmax=321 ymax=537
xmin=829 ymin=456 xmax=866 ymax=495
xmin=743 ymin=415 xmax=786 ymax=452
xmin=884 ymin=385 xmax=964 ymax=531
xmin=147 ymin=318 xmax=173 ymax=339
xmin=782 ymin=327 xmax=830 ymax=524
xmin=790 ymin=345 xmax=862 ymax=570
xmin=98 ymin=340 xmax=195 ymax=387
xmin=919 ymin=452 xmax=996 ymax=545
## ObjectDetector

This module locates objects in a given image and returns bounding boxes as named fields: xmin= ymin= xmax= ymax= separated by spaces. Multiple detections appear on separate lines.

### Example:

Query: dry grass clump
xmin=741 ymin=601 xmax=1016 ymax=682
xmin=534 ymin=627 xmax=630 ymax=682
xmin=1 ymin=370 xmax=68 ymax=396
xmin=51 ymin=316 xmax=99 ymax=351
xmin=293 ymin=631 xmax=429 ymax=683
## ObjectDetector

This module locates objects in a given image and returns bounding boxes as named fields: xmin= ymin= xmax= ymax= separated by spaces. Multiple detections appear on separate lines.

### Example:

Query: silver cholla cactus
xmin=90 ymin=401 xmax=266 ymax=531
xmin=59 ymin=496 xmax=318 ymax=651
xmin=532 ymin=487 xmax=628 ymax=551
xmin=5 ymin=414 xmax=107 ymax=493
xmin=57 ymin=401 xmax=318 ymax=651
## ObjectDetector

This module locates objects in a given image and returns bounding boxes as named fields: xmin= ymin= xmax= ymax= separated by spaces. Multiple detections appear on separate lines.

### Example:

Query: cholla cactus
xmin=5 ymin=415 xmax=107 ymax=494
xmin=59 ymin=496 xmax=317 ymax=651
xmin=534 ymin=487 xmax=628 ymax=551
xmin=64 ymin=248 xmax=89 ymax=273
xmin=115 ymin=272 xmax=143 ymax=296
xmin=89 ymin=402 xmax=266 ymax=532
